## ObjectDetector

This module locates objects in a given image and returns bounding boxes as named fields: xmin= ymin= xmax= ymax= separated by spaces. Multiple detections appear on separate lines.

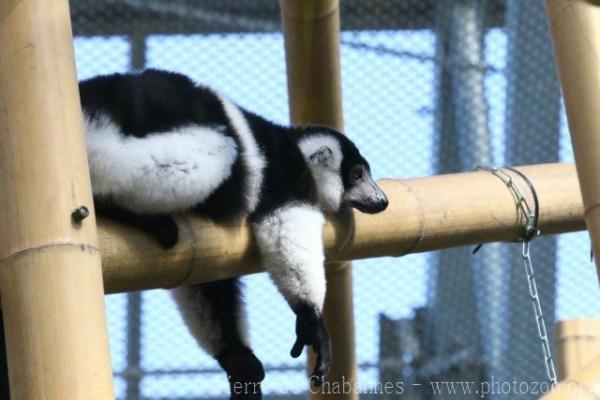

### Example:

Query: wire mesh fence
xmin=69 ymin=0 xmax=600 ymax=398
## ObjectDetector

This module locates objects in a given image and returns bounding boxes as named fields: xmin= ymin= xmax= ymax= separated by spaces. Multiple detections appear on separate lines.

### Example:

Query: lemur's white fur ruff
xmin=252 ymin=205 xmax=327 ymax=311
xmin=85 ymin=114 xmax=238 ymax=214
xmin=219 ymin=97 xmax=267 ymax=213
xmin=172 ymin=285 xmax=249 ymax=355
xmin=298 ymin=135 xmax=345 ymax=213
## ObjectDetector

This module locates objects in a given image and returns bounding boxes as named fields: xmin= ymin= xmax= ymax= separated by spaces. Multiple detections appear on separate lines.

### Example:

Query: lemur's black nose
xmin=372 ymin=197 xmax=388 ymax=213
xmin=364 ymin=195 xmax=388 ymax=214
xmin=379 ymin=197 xmax=389 ymax=211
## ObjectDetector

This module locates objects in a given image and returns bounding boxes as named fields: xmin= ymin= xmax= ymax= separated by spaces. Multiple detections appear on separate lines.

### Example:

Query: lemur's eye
xmin=352 ymin=166 xmax=364 ymax=181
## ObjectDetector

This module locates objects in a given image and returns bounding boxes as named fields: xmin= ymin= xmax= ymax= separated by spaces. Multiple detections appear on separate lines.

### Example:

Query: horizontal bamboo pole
xmin=98 ymin=163 xmax=583 ymax=294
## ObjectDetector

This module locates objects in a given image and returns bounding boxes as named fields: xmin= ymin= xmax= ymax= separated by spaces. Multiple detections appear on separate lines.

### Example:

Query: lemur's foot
xmin=94 ymin=200 xmax=179 ymax=249
xmin=217 ymin=345 xmax=264 ymax=400
xmin=148 ymin=216 xmax=179 ymax=249
xmin=133 ymin=214 xmax=179 ymax=248
xmin=291 ymin=304 xmax=332 ymax=387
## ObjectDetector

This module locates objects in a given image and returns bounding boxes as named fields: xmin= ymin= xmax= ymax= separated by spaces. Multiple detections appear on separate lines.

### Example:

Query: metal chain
xmin=521 ymin=240 xmax=558 ymax=386
xmin=476 ymin=166 xmax=558 ymax=386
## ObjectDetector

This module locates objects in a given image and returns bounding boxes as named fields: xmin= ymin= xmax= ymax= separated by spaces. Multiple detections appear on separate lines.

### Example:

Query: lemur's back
xmin=79 ymin=69 xmax=229 ymax=138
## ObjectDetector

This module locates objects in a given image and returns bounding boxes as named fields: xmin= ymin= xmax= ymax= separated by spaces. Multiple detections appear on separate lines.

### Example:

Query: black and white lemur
xmin=0 ymin=69 xmax=388 ymax=399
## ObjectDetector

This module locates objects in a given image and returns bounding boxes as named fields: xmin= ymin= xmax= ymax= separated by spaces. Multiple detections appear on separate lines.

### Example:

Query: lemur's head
xmin=297 ymin=127 xmax=388 ymax=215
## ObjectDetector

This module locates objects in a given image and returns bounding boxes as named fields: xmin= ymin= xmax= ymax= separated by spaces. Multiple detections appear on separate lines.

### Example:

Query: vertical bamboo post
xmin=542 ymin=2 xmax=600 ymax=397
xmin=546 ymin=0 xmax=600 ymax=279
xmin=0 ymin=0 xmax=115 ymax=398
xmin=555 ymin=319 xmax=600 ymax=380
xmin=280 ymin=1 xmax=358 ymax=399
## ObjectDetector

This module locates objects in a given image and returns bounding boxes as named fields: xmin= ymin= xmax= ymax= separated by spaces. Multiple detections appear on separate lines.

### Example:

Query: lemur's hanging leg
xmin=171 ymin=279 xmax=264 ymax=400
xmin=252 ymin=205 xmax=331 ymax=386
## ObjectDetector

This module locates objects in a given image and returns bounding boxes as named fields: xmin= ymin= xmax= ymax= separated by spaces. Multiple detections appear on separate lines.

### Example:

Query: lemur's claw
xmin=311 ymin=342 xmax=332 ymax=386
xmin=292 ymin=304 xmax=332 ymax=386
xmin=310 ymin=374 xmax=323 ymax=387
xmin=290 ymin=338 xmax=304 ymax=358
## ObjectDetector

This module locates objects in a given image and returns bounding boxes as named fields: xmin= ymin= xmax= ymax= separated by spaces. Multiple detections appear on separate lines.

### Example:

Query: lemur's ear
xmin=309 ymin=146 xmax=334 ymax=167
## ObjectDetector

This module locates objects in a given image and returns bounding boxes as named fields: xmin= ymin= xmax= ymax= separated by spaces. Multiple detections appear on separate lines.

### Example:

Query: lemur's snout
xmin=361 ymin=184 xmax=388 ymax=213
xmin=372 ymin=191 xmax=389 ymax=213
xmin=345 ymin=177 xmax=389 ymax=214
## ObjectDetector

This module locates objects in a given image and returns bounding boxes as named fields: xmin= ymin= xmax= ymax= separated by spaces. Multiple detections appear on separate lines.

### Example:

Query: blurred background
xmin=70 ymin=0 xmax=599 ymax=398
